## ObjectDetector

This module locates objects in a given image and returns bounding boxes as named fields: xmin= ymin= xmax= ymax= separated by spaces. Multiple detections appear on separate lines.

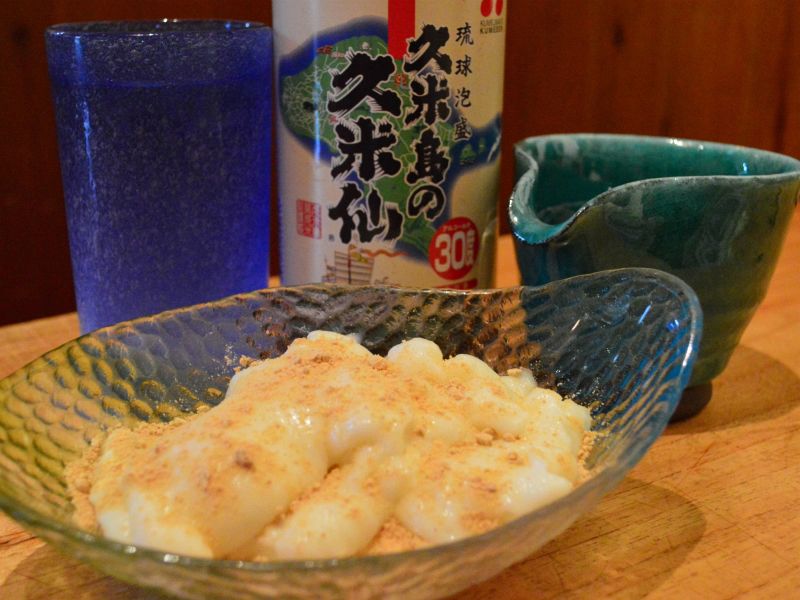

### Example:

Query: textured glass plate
xmin=0 ymin=269 xmax=701 ymax=599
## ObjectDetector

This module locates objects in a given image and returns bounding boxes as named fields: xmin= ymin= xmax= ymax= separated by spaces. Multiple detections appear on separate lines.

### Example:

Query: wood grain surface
xmin=4 ymin=0 xmax=800 ymax=325
xmin=1 ymin=214 xmax=798 ymax=599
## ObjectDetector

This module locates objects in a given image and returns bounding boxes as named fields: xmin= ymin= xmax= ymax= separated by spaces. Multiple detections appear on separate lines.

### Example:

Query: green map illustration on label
xmin=279 ymin=18 xmax=501 ymax=262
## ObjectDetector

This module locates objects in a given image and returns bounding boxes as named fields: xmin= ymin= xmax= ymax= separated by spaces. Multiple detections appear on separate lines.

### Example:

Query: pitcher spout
xmin=509 ymin=139 xmax=603 ymax=247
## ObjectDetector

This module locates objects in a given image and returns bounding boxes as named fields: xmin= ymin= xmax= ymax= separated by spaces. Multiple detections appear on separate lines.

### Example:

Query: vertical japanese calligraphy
xmin=275 ymin=0 xmax=505 ymax=288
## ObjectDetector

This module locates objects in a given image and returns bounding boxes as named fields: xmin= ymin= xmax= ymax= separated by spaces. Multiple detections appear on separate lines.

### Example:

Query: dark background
xmin=2 ymin=0 xmax=799 ymax=326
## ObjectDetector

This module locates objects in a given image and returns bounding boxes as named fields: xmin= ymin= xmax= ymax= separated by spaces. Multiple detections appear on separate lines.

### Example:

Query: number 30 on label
xmin=429 ymin=217 xmax=481 ymax=280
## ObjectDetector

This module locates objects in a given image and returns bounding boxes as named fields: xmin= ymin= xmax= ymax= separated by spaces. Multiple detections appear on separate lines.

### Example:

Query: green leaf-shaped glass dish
xmin=0 ymin=273 xmax=700 ymax=599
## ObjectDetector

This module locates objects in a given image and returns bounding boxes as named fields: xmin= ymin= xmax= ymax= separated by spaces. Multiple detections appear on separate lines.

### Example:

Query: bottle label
xmin=276 ymin=0 xmax=506 ymax=287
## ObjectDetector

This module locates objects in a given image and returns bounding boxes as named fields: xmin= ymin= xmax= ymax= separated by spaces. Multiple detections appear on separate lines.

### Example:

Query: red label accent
xmin=296 ymin=199 xmax=321 ymax=239
xmin=429 ymin=217 xmax=480 ymax=280
xmin=388 ymin=0 xmax=415 ymax=59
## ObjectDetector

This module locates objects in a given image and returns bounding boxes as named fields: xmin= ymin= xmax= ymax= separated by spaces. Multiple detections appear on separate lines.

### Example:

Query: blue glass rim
xmin=45 ymin=18 xmax=273 ymax=85
xmin=46 ymin=19 xmax=270 ymax=37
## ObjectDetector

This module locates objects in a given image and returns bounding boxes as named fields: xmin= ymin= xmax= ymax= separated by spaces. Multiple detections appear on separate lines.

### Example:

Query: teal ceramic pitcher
xmin=509 ymin=134 xmax=800 ymax=419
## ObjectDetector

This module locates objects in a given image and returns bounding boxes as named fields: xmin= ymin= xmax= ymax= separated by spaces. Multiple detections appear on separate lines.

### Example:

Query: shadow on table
xmin=452 ymin=478 xmax=706 ymax=599
xmin=666 ymin=344 xmax=800 ymax=435
xmin=1 ymin=545 xmax=160 ymax=600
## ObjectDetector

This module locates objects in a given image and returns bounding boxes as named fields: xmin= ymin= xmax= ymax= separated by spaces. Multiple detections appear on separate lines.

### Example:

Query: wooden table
xmin=1 ymin=215 xmax=799 ymax=599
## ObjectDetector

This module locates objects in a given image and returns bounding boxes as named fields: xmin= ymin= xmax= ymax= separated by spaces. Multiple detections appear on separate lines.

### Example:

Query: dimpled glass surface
xmin=0 ymin=269 xmax=701 ymax=600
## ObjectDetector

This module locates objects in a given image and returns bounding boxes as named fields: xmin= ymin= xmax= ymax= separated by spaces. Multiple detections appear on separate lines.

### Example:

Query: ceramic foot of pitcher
xmin=670 ymin=383 xmax=713 ymax=422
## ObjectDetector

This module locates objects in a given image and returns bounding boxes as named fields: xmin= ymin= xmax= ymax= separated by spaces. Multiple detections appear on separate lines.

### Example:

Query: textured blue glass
xmin=0 ymin=271 xmax=701 ymax=599
xmin=46 ymin=20 xmax=273 ymax=333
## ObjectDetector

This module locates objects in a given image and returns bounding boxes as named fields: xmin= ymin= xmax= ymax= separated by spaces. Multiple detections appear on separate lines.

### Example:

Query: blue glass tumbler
xmin=46 ymin=20 xmax=272 ymax=332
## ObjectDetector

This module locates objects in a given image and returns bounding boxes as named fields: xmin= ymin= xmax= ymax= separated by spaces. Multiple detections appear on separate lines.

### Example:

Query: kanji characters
xmin=454 ymin=116 xmax=472 ymax=140
xmin=328 ymin=183 xmax=361 ymax=243
xmin=327 ymin=52 xmax=402 ymax=116
xmin=407 ymin=184 xmax=446 ymax=220
xmin=328 ymin=183 xmax=403 ymax=243
xmin=455 ymin=55 xmax=473 ymax=77
xmin=403 ymin=25 xmax=452 ymax=74
xmin=456 ymin=23 xmax=474 ymax=46
xmin=407 ymin=129 xmax=450 ymax=184
xmin=405 ymin=74 xmax=451 ymax=126
xmin=322 ymin=18 xmax=482 ymax=254
xmin=358 ymin=188 xmax=403 ymax=242
xmin=331 ymin=117 xmax=401 ymax=182
xmin=454 ymin=87 xmax=472 ymax=108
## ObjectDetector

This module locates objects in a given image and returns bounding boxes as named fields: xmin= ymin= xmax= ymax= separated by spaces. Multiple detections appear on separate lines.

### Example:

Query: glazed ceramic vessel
xmin=0 ymin=275 xmax=700 ymax=599
xmin=509 ymin=133 xmax=800 ymax=419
